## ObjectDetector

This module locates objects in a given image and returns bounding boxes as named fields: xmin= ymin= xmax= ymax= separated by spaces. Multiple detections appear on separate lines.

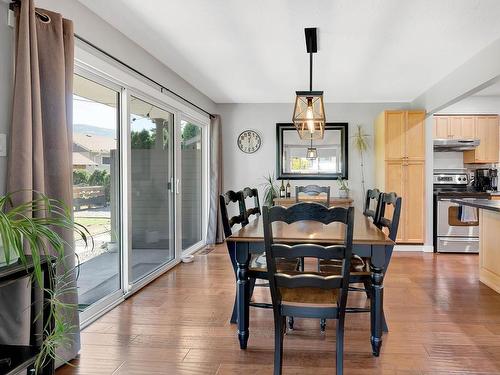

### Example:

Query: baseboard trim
xmin=394 ymin=245 xmax=434 ymax=252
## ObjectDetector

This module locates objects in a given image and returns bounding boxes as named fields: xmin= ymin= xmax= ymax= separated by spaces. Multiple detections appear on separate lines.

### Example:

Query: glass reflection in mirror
xmin=277 ymin=123 xmax=348 ymax=180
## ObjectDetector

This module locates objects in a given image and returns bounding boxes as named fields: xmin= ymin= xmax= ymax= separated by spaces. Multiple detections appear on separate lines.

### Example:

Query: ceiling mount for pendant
xmin=292 ymin=27 xmax=326 ymax=140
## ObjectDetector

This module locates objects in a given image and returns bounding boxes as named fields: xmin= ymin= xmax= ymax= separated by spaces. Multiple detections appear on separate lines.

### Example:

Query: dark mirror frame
xmin=276 ymin=122 xmax=349 ymax=180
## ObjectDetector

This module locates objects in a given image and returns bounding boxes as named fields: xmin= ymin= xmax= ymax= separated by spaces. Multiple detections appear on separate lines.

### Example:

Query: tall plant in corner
xmin=352 ymin=125 xmax=371 ymax=199
xmin=261 ymin=173 xmax=279 ymax=207
xmin=0 ymin=191 xmax=91 ymax=374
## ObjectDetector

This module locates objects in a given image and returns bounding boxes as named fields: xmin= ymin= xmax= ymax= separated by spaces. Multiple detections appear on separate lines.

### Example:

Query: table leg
xmin=370 ymin=245 xmax=386 ymax=357
xmin=227 ymin=243 xmax=238 ymax=324
xmin=236 ymin=242 xmax=250 ymax=349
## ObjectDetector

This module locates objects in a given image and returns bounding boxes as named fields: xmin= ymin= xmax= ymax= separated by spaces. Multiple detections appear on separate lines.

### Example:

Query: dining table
xmin=226 ymin=208 xmax=395 ymax=356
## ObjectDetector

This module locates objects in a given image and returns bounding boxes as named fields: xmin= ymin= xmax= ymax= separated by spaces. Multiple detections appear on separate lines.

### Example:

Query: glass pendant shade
xmin=292 ymin=91 xmax=326 ymax=140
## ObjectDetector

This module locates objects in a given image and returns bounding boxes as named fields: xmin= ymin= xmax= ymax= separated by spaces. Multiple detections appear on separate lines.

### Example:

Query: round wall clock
xmin=237 ymin=130 xmax=262 ymax=154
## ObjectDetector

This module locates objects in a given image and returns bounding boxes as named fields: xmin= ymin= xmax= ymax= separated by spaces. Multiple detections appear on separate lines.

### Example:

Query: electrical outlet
xmin=0 ymin=134 xmax=6 ymax=157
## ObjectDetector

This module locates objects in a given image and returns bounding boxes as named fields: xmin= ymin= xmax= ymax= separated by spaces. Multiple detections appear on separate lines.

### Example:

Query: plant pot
xmin=339 ymin=190 xmax=349 ymax=199
xmin=0 ymin=238 xmax=19 ymax=267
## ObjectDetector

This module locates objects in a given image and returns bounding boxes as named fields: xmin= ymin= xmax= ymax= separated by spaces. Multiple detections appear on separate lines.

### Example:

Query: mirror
xmin=276 ymin=123 xmax=348 ymax=180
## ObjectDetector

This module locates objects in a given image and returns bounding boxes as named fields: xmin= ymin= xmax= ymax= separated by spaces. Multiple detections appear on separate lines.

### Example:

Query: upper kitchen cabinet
xmin=379 ymin=110 xmax=426 ymax=161
xmin=463 ymin=116 xmax=499 ymax=164
xmin=433 ymin=115 xmax=476 ymax=140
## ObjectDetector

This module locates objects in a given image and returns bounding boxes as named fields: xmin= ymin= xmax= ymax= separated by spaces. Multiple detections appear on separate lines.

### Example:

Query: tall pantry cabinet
xmin=375 ymin=110 xmax=426 ymax=243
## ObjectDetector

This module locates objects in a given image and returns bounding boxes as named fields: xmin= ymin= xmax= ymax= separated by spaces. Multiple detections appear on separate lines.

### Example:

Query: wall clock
xmin=237 ymin=130 xmax=262 ymax=154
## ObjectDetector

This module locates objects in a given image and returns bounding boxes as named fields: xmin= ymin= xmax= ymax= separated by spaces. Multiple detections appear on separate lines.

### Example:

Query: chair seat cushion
xmin=249 ymin=253 xmax=298 ymax=273
xmin=319 ymin=255 xmax=370 ymax=275
xmin=279 ymin=286 xmax=338 ymax=306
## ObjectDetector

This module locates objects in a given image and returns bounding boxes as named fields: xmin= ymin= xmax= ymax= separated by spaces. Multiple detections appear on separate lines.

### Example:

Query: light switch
xmin=0 ymin=134 xmax=6 ymax=157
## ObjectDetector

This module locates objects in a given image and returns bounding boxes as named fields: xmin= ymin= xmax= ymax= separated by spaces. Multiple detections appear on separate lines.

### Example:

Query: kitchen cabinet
xmin=433 ymin=116 xmax=477 ymax=140
xmin=463 ymin=116 xmax=499 ymax=164
xmin=375 ymin=110 xmax=426 ymax=244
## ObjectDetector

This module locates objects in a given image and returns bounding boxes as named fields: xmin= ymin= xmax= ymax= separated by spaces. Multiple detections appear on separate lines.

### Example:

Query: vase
xmin=339 ymin=190 xmax=349 ymax=198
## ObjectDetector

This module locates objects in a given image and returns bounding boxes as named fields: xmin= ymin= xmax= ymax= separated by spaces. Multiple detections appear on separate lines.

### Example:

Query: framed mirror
xmin=276 ymin=122 xmax=348 ymax=180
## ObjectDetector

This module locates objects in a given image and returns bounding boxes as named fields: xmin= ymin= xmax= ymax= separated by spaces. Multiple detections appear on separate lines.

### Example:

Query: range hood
xmin=433 ymin=138 xmax=480 ymax=151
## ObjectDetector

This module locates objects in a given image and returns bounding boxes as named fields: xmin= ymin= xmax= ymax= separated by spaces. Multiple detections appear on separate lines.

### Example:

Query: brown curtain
xmin=1 ymin=0 xmax=79 ymax=364
xmin=207 ymin=115 xmax=224 ymax=244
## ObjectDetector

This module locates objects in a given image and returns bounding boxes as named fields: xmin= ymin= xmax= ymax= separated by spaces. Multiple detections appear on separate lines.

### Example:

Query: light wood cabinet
xmin=433 ymin=116 xmax=474 ymax=139
xmin=461 ymin=116 xmax=475 ymax=139
xmin=463 ymin=116 xmax=499 ymax=164
xmin=375 ymin=110 xmax=426 ymax=244
xmin=434 ymin=117 xmax=449 ymax=139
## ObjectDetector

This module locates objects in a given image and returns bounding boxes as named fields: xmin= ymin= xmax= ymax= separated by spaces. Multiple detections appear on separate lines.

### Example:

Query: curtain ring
xmin=36 ymin=11 xmax=51 ymax=23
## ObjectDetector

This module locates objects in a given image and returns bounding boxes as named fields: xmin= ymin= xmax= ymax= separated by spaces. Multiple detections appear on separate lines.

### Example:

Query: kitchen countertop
xmin=451 ymin=199 xmax=500 ymax=212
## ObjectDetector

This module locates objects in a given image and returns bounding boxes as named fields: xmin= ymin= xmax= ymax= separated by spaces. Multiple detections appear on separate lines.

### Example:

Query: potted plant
xmin=261 ymin=173 xmax=279 ymax=207
xmin=0 ymin=191 xmax=91 ymax=373
xmin=338 ymin=178 xmax=350 ymax=198
xmin=352 ymin=124 xmax=370 ymax=199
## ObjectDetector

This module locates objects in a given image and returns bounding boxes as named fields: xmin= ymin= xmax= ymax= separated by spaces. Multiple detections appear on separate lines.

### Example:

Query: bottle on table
xmin=286 ymin=180 xmax=291 ymax=198
xmin=280 ymin=180 xmax=286 ymax=198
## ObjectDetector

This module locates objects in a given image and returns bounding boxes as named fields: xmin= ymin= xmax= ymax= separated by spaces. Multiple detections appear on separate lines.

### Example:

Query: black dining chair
xmin=219 ymin=188 xmax=299 ymax=324
xmin=242 ymin=187 xmax=261 ymax=219
xmin=263 ymin=203 xmax=354 ymax=375
xmin=295 ymin=185 xmax=331 ymax=206
xmin=363 ymin=188 xmax=382 ymax=223
xmin=319 ymin=192 xmax=402 ymax=333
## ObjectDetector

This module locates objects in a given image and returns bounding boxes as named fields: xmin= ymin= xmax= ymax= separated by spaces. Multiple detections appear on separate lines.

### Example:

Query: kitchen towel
xmin=460 ymin=205 xmax=478 ymax=222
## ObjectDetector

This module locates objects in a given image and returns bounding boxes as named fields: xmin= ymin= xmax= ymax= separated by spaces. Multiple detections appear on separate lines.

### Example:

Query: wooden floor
xmin=57 ymin=245 xmax=500 ymax=374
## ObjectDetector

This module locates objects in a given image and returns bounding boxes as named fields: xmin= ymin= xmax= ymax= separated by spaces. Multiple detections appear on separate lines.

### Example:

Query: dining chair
xmin=263 ymin=203 xmax=354 ymax=375
xmin=319 ymin=192 xmax=402 ymax=332
xmin=219 ymin=189 xmax=299 ymax=324
xmin=363 ymin=188 xmax=382 ymax=223
xmin=242 ymin=187 xmax=261 ymax=219
xmin=295 ymin=185 xmax=331 ymax=206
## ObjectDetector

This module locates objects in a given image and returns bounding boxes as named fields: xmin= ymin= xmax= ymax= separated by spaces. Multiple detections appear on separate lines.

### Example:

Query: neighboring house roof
xmin=73 ymin=133 xmax=116 ymax=153
xmin=73 ymin=152 xmax=98 ymax=166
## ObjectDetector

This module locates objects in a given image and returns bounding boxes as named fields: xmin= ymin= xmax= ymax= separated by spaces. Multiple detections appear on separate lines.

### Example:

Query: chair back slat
xmin=263 ymin=202 xmax=354 ymax=310
xmin=219 ymin=190 xmax=247 ymax=238
xmin=363 ymin=188 xmax=382 ymax=222
xmin=269 ymin=203 xmax=348 ymax=225
xmin=295 ymin=185 xmax=330 ymax=205
xmin=242 ymin=187 xmax=261 ymax=220
xmin=272 ymin=243 xmax=346 ymax=261
xmin=275 ymin=273 xmax=343 ymax=290
xmin=376 ymin=192 xmax=402 ymax=242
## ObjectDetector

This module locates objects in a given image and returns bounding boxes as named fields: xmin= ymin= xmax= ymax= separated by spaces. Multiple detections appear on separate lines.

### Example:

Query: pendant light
xmin=306 ymin=138 xmax=318 ymax=159
xmin=292 ymin=27 xmax=326 ymax=140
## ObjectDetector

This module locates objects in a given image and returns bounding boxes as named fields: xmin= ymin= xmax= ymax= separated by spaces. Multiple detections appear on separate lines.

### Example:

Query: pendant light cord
xmin=309 ymin=52 xmax=313 ymax=91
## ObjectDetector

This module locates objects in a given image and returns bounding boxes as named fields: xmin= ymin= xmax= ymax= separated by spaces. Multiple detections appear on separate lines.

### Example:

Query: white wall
xmin=217 ymin=102 xmax=408 ymax=210
xmin=412 ymin=37 xmax=500 ymax=114
xmin=0 ymin=2 xmax=14 ymax=195
xmin=436 ymin=95 xmax=500 ymax=114
xmin=0 ymin=0 xmax=216 ymax=193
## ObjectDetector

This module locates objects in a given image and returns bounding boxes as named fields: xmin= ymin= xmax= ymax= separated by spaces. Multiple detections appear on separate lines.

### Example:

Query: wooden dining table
xmin=226 ymin=209 xmax=395 ymax=356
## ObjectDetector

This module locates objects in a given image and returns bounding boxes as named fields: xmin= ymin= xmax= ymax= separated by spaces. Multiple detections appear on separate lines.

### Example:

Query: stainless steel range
xmin=433 ymin=169 xmax=490 ymax=253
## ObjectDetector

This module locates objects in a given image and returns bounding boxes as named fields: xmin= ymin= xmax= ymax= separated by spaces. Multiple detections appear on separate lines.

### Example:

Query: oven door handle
xmin=440 ymin=238 xmax=479 ymax=242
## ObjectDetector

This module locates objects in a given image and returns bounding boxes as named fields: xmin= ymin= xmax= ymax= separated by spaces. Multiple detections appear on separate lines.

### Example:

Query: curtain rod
xmin=9 ymin=0 xmax=215 ymax=119
xmin=75 ymin=34 xmax=215 ymax=119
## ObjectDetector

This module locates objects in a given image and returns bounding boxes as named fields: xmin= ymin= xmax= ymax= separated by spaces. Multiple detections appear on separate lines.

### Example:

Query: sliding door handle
xmin=176 ymin=179 xmax=180 ymax=195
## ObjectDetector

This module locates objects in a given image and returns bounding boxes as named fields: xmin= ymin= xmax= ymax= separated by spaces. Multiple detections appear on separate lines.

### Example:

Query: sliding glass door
xmin=180 ymin=119 xmax=205 ymax=253
xmin=73 ymin=55 xmax=209 ymax=324
xmin=129 ymin=95 xmax=175 ymax=283
xmin=72 ymin=73 xmax=121 ymax=311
